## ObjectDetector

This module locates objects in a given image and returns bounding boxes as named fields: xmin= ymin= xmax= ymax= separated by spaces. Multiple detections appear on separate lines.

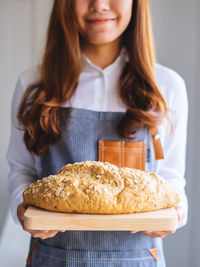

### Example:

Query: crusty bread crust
xmin=23 ymin=161 xmax=180 ymax=214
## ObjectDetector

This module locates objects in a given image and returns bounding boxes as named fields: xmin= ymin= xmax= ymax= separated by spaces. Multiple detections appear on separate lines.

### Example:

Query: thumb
xmin=17 ymin=203 xmax=28 ymax=225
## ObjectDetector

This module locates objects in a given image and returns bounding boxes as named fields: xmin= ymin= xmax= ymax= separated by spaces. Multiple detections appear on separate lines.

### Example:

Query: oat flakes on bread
xmin=23 ymin=161 xmax=180 ymax=214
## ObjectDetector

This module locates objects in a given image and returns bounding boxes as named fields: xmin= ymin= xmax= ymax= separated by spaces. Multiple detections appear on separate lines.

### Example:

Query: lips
xmin=86 ymin=18 xmax=116 ymax=24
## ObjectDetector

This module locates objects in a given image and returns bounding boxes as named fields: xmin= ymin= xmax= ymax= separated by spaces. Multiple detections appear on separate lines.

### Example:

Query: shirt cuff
xmin=10 ymin=184 xmax=30 ymax=225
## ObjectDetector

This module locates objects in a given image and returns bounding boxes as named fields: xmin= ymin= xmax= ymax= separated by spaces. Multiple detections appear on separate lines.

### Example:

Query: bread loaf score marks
xmin=23 ymin=161 xmax=180 ymax=214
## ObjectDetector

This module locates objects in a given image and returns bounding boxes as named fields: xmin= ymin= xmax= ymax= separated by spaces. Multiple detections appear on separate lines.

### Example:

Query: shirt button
xmin=99 ymin=72 xmax=104 ymax=78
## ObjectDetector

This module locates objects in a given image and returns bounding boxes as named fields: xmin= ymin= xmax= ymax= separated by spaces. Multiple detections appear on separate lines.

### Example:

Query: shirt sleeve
xmin=154 ymin=76 xmax=188 ymax=229
xmin=7 ymin=76 xmax=38 ymax=224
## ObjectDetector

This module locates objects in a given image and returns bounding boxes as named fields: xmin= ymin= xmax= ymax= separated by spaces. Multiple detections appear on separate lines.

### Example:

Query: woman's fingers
xmin=17 ymin=202 xmax=28 ymax=227
xmin=130 ymin=230 xmax=138 ymax=234
xmin=175 ymin=205 xmax=185 ymax=226
xmin=142 ymin=206 xmax=184 ymax=239
xmin=143 ymin=229 xmax=176 ymax=238
xmin=24 ymin=229 xmax=59 ymax=239
xmin=130 ymin=228 xmax=176 ymax=237
xmin=37 ymin=230 xmax=59 ymax=239
xmin=175 ymin=206 xmax=181 ymax=222
xmin=17 ymin=203 xmax=66 ymax=239
xmin=23 ymin=228 xmax=67 ymax=239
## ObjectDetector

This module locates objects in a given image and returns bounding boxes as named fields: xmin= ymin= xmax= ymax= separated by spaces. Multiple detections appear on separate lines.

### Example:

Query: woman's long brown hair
xmin=18 ymin=0 xmax=168 ymax=156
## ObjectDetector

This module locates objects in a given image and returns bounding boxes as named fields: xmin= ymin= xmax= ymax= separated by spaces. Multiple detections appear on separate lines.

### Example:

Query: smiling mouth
xmin=86 ymin=18 xmax=116 ymax=25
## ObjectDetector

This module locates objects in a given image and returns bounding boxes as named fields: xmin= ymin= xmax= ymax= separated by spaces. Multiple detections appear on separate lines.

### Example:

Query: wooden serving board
xmin=24 ymin=206 xmax=178 ymax=231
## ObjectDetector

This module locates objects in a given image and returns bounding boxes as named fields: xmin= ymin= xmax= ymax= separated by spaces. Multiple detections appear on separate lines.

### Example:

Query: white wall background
xmin=0 ymin=0 xmax=199 ymax=266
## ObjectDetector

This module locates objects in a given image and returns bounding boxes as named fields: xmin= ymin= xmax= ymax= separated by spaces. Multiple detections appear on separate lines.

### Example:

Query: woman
xmin=7 ymin=0 xmax=188 ymax=266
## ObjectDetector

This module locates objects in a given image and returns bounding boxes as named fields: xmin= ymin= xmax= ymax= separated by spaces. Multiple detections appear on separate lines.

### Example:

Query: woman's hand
xmin=17 ymin=202 xmax=65 ymax=240
xmin=130 ymin=228 xmax=176 ymax=238
xmin=130 ymin=206 xmax=184 ymax=238
xmin=142 ymin=229 xmax=176 ymax=238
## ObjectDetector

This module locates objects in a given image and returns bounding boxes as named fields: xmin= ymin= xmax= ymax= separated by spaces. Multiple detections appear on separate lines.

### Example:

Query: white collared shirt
xmin=7 ymin=49 xmax=188 ymax=227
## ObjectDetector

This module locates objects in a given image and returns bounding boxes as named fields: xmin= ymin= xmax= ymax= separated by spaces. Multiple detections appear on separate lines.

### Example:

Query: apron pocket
xmin=31 ymin=242 xmax=158 ymax=267
xmin=65 ymin=250 xmax=157 ymax=267
xmin=98 ymin=140 xmax=146 ymax=170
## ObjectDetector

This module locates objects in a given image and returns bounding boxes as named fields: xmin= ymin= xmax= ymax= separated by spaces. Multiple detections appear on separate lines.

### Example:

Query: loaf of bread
xmin=23 ymin=161 xmax=180 ymax=214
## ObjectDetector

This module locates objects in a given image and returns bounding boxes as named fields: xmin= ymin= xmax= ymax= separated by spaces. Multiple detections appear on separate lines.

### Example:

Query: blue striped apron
xmin=26 ymin=107 xmax=166 ymax=267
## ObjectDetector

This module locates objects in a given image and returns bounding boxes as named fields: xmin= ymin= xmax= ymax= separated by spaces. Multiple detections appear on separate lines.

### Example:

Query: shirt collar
xmin=81 ymin=47 xmax=129 ymax=75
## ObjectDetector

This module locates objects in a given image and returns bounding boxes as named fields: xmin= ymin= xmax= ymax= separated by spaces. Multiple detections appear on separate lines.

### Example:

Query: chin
xmin=87 ymin=37 xmax=117 ymax=46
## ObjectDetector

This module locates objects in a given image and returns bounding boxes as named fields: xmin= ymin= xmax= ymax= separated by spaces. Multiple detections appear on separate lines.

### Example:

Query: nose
xmin=89 ymin=0 xmax=110 ymax=12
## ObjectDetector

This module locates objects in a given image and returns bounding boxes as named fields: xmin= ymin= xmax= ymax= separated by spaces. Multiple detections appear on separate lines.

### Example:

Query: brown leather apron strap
xmin=149 ymin=126 xmax=164 ymax=160
xmin=149 ymin=248 xmax=159 ymax=261
xmin=26 ymin=241 xmax=40 ymax=265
